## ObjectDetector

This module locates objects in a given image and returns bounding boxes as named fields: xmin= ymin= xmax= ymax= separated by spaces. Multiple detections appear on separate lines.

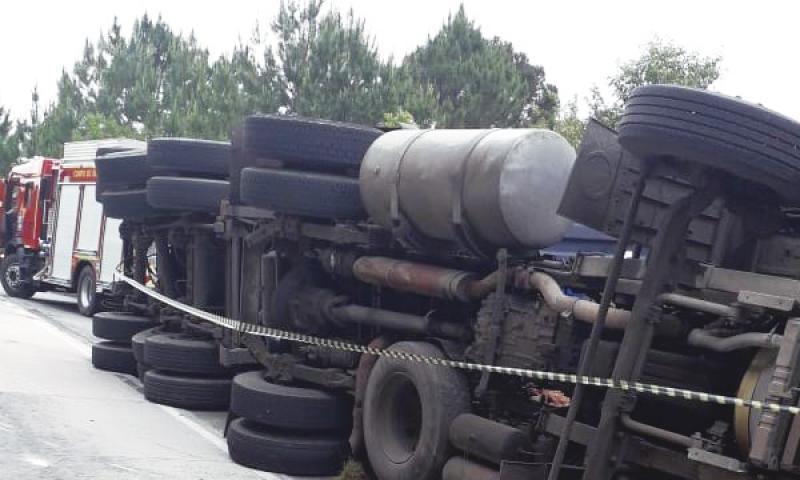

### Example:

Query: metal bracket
xmin=475 ymin=248 xmax=508 ymax=398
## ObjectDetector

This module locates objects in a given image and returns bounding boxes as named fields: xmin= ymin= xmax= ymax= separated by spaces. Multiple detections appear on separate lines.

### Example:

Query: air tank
xmin=359 ymin=129 xmax=576 ymax=252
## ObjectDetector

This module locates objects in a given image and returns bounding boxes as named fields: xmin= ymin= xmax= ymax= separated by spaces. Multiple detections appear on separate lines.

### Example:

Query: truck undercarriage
xmin=90 ymin=86 xmax=800 ymax=479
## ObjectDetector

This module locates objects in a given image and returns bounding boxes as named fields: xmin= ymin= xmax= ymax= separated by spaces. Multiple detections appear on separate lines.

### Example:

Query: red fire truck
xmin=0 ymin=139 xmax=144 ymax=315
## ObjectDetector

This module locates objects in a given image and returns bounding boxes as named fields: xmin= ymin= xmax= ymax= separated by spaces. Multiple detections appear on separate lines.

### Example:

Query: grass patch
xmin=337 ymin=459 xmax=369 ymax=480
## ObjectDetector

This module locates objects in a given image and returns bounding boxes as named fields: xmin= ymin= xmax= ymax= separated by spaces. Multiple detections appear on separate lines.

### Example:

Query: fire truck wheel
xmin=618 ymin=84 xmax=800 ymax=204
xmin=146 ymin=177 xmax=229 ymax=214
xmin=100 ymin=189 xmax=167 ymax=219
xmin=0 ymin=253 xmax=35 ymax=299
xmin=93 ymin=311 xmax=160 ymax=342
xmin=240 ymin=168 xmax=365 ymax=219
xmin=230 ymin=371 xmax=353 ymax=432
xmin=227 ymin=418 xmax=350 ymax=476
xmin=364 ymin=341 xmax=470 ymax=480
xmin=143 ymin=332 xmax=230 ymax=376
xmin=77 ymin=266 xmax=99 ymax=316
xmin=244 ymin=115 xmax=382 ymax=172
xmin=143 ymin=369 xmax=231 ymax=410
xmin=147 ymin=138 xmax=231 ymax=177
xmin=91 ymin=341 xmax=137 ymax=376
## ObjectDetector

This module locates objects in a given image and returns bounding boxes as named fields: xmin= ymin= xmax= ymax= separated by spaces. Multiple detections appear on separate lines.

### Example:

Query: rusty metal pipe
xmin=352 ymin=256 xmax=480 ymax=301
xmin=329 ymin=304 xmax=469 ymax=340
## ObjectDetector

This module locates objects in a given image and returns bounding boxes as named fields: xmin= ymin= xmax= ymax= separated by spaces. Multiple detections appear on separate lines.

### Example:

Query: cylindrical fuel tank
xmin=359 ymin=129 xmax=575 ymax=250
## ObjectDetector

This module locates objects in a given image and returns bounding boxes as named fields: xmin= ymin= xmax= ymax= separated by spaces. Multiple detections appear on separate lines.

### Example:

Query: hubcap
xmin=5 ymin=263 xmax=23 ymax=289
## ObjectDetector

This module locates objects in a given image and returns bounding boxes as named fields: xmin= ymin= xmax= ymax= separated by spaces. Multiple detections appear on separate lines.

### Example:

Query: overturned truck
xmin=94 ymin=85 xmax=800 ymax=480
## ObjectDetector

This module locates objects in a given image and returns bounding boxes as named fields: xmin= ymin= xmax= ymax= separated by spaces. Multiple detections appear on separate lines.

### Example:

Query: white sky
xmin=1 ymin=0 xmax=799 ymax=122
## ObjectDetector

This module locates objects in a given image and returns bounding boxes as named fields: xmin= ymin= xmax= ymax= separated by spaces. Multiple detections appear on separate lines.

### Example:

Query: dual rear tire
xmin=226 ymin=370 xmax=352 ymax=476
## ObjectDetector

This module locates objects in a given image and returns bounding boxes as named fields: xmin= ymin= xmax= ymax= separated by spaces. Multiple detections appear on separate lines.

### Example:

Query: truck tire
xmin=76 ymin=265 xmax=99 ymax=316
xmin=146 ymin=177 xmax=229 ymax=214
xmin=227 ymin=418 xmax=350 ymax=476
xmin=95 ymin=151 xmax=152 ymax=197
xmin=93 ymin=311 xmax=159 ymax=342
xmin=143 ymin=369 xmax=231 ymax=410
xmin=91 ymin=341 xmax=137 ymax=375
xmin=137 ymin=362 xmax=150 ymax=382
xmin=364 ymin=341 xmax=470 ymax=480
xmin=132 ymin=326 xmax=165 ymax=364
xmin=143 ymin=332 xmax=229 ymax=375
xmin=100 ymin=189 xmax=166 ymax=219
xmin=244 ymin=115 xmax=381 ymax=171
xmin=618 ymin=84 xmax=800 ymax=204
xmin=240 ymin=168 xmax=364 ymax=219
xmin=230 ymin=371 xmax=353 ymax=431
xmin=147 ymin=138 xmax=231 ymax=177
xmin=0 ymin=253 xmax=35 ymax=299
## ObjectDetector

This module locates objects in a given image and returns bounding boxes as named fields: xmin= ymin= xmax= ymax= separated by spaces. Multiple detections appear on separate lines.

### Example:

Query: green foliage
xmin=14 ymin=1 xmax=563 ymax=158
xmin=271 ymin=1 xmax=417 ymax=125
xmin=72 ymin=113 xmax=142 ymax=141
xmin=382 ymin=109 xmax=415 ymax=128
xmin=0 ymin=107 xmax=22 ymax=175
xmin=590 ymin=39 xmax=721 ymax=129
xmin=553 ymin=97 xmax=585 ymax=150
xmin=403 ymin=5 xmax=558 ymax=128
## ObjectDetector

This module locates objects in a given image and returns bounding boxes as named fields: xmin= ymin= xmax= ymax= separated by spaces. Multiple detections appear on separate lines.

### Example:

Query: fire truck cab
xmin=0 ymin=139 xmax=144 ymax=315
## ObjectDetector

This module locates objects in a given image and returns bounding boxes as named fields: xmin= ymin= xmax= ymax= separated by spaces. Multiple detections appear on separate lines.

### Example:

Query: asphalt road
xmin=0 ymin=290 xmax=293 ymax=480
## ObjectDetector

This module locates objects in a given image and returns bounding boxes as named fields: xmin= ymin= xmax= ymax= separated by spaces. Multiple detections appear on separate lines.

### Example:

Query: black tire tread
xmin=99 ymin=189 xmax=168 ymax=219
xmin=240 ymin=167 xmax=364 ymax=219
xmin=143 ymin=369 xmax=231 ymax=410
xmin=147 ymin=138 xmax=231 ymax=177
xmin=91 ymin=341 xmax=137 ymax=375
xmin=226 ymin=418 xmax=349 ymax=476
xmin=143 ymin=332 xmax=228 ymax=375
xmin=95 ymin=150 xmax=151 ymax=195
xmin=93 ymin=311 xmax=159 ymax=342
xmin=244 ymin=115 xmax=381 ymax=170
xmin=230 ymin=371 xmax=352 ymax=431
xmin=618 ymin=84 xmax=800 ymax=203
xmin=146 ymin=176 xmax=229 ymax=213
xmin=0 ymin=254 xmax=35 ymax=299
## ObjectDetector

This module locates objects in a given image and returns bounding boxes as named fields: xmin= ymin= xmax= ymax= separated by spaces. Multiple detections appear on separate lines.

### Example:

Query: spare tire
xmin=240 ymin=168 xmax=364 ymax=219
xmin=618 ymin=84 xmax=800 ymax=204
xmin=143 ymin=369 xmax=231 ymax=410
xmin=227 ymin=418 xmax=350 ymax=476
xmin=230 ymin=371 xmax=353 ymax=431
xmin=147 ymin=138 xmax=231 ymax=177
xmin=244 ymin=115 xmax=381 ymax=171
xmin=146 ymin=177 xmax=229 ymax=214
xmin=93 ymin=311 xmax=159 ymax=342
xmin=95 ymin=151 xmax=151 ymax=197
xmin=100 ymin=189 xmax=166 ymax=219
xmin=364 ymin=341 xmax=470 ymax=480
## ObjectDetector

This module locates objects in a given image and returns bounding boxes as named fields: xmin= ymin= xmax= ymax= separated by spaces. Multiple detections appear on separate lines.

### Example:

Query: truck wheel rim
xmin=377 ymin=373 xmax=423 ymax=463
xmin=5 ymin=264 xmax=22 ymax=290
xmin=80 ymin=276 xmax=93 ymax=307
